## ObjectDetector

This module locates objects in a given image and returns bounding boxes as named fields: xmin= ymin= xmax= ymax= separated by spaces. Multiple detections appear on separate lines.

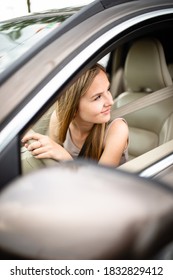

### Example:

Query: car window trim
xmin=140 ymin=154 xmax=173 ymax=178
xmin=118 ymin=140 xmax=173 ymax=176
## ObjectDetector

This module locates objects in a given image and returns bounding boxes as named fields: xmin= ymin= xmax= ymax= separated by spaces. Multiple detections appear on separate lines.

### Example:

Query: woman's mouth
xmin=101 ymin=108 xmax=111 ymax=114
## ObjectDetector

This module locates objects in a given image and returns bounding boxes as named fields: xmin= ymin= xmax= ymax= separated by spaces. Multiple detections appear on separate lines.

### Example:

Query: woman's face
xmin=76 ymin=69 xmax=113 ymax=124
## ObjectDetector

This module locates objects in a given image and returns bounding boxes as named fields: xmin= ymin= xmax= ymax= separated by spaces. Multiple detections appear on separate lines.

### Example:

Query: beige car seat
xmin=168 ymin=63 xmax=173 ymax=81
xmin=32 ymin=103 xmax=56 ymax=135
xmin=110 ymin=46 xmax=126 ymax=99
xmin=112 ymin=37 xmax=173 ymax=160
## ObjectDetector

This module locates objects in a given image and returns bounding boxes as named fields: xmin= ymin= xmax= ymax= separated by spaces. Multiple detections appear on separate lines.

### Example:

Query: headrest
xmin=124 ymin=38 xmax=172 ymax=92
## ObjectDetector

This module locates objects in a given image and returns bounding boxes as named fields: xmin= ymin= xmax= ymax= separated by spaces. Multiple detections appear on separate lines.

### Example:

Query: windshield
xmin=0 ymin=9 xmax=80 ymax=73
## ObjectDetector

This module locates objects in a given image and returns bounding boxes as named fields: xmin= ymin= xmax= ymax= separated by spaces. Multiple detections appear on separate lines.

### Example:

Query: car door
xmin=1 ymin=0 xmax=173 ymax=188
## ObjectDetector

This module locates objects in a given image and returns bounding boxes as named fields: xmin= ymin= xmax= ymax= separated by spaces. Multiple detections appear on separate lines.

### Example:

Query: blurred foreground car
xmin=0 ymin=0 xmax=173 ymax=260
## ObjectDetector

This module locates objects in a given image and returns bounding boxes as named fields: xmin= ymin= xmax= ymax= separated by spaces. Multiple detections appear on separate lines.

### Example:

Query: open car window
xmin=20 ymin=52 xmax=173 ymax=179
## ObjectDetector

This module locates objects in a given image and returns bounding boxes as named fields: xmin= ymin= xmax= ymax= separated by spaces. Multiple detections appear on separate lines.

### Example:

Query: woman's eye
xmin=94 ymin=95 xmax=101 ymax=101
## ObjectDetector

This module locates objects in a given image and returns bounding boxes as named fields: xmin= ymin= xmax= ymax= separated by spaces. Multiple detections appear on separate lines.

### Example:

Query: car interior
xmin=111 ymin=37 xmax=173 ymax=160
xmin=20 ymin=31 xmax=173 ymax=186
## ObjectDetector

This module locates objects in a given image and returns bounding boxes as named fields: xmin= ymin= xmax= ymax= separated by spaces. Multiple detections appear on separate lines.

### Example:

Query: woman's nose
xmin=105 ymin=92 xmax=114 ymax=106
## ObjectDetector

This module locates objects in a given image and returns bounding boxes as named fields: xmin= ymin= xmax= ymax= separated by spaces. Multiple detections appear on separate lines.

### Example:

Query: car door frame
xmin=1 ymin=1 xmax=173 ymax=188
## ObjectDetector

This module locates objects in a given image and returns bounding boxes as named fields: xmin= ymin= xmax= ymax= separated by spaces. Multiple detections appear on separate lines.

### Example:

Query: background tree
xmin=27 ymin=0 xmax=31 ymax=13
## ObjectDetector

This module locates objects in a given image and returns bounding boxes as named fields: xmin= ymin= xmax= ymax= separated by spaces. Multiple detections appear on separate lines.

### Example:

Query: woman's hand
xmin=21 ymin=132 xmax=73 ymax=161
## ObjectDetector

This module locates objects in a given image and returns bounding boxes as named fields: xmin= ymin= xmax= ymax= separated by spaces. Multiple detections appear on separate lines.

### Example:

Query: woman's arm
xmin=22 ymin=110 xmax=73 ymax=162
xmin=21 ymin=132 xmax=73 ymax=161
xmin=99 ymin=119 xmax=129 ymax=167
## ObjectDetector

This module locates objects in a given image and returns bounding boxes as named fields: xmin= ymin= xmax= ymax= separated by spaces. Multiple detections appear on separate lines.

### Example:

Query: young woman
xmin=22 ymin=63 xmax=129 ymax=167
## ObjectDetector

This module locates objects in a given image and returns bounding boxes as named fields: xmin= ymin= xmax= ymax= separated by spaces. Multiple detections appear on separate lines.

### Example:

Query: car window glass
xmin=0 ymin=12 xmax=77 ymax=73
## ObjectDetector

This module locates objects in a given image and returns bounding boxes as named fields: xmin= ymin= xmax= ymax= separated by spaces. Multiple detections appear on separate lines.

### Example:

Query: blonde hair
xmin=56 ymin=63 xmax=108 ymax=161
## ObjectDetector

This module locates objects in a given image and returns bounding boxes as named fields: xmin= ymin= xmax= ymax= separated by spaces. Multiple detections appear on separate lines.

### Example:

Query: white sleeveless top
xmin=63 ymin=128 xmax=80 ymax=158
xmin=63 ymin=118 xmax=128 ymax=165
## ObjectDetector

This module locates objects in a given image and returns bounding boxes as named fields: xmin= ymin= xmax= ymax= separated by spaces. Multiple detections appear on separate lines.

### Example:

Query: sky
xmin=0 ymin=0 xmax=94 ymax=21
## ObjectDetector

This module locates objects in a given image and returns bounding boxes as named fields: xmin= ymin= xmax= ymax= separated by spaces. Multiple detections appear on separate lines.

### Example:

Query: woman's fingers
xmin=27 ymin=140 xmax=42 ymax=151
xmin=21 ymin=133 xmax=67 ymax=161
xmin=21 ymin=133 xmax=42 ymax=144
xmin=31 ymin=147 xmax=45 ymax=156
